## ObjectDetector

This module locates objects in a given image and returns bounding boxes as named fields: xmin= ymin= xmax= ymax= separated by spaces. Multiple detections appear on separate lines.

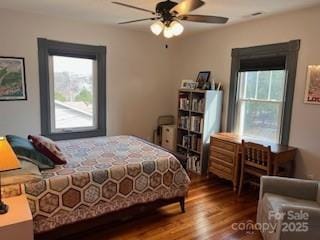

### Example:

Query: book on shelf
xmin=179 ymin=97 xmax=189 ymax=110
xmin=182 ymin=135 xmax=189 ymax=148
xmin=200 ymin=118 xmax=204 ymax=133
xmin=177 ymin=148 xmax=187 ymax=156
xmin=178 ymin=116 xmax=190 ymax=129
xmin=197 ymin=138 xmax=202 ymax=152
xmin=190 ymin=134 xmax=201 ymax=153
xmin=178 ymin=134 xmax=202 ymax=153
xmin=190 ymin=116 xmax=204 ymax=133
xmin=190 ymin=134 xmax=196 ymax=151
xmin=191 ymin=98 xmax=205 ymax=113
xmin=187 ymin=154 xmax=201 ymax=173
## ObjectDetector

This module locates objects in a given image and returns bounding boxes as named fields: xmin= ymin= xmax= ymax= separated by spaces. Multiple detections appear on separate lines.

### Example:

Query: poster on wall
xmin=0 ymin=57 xmax=27 ymax=101
xmin=304 ymin=65 xmax=320 ymax=104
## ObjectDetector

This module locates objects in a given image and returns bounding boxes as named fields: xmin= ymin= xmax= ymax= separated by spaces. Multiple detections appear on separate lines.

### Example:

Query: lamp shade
xmin=163 ymin=26 xmax=174 ymax=39
xmin=170 ymin=21 xmax=184 ymax=36
xmin=0 ymin=137 xmax=20 ymax=172
xmin=150 ymin=21 xmax=164 ymax=36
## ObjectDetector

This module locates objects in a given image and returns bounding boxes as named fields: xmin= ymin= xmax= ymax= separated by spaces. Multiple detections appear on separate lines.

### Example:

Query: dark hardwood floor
xmin=77 ymin=174 xmax=262 ymax=240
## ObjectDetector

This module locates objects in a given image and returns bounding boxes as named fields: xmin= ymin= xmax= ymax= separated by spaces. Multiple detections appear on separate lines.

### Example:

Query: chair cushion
xmin=28 ymin=135 xmax=67 ymax=165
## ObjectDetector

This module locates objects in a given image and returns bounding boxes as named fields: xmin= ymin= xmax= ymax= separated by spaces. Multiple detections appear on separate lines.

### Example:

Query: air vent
xmin=251 ymin=12 xmax=263 ymax=16
xmin=243 ymin=12 xmax=264 ymax=18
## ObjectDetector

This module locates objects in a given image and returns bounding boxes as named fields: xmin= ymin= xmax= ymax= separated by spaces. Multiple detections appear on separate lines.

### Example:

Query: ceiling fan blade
xmin=118 ymin=17 xmax=160 ymax=25
xmin=112 ymin=1 xmax=156 ymax=15
xmin=170 ymin=0 xmax=205 ymax=15
xmin=180 ymin=14 xmax=228 ymax=24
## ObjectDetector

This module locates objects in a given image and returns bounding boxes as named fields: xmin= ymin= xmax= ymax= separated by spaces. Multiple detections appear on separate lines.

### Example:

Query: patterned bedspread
xmin=3 ymin=136 xmax=190 ymax=233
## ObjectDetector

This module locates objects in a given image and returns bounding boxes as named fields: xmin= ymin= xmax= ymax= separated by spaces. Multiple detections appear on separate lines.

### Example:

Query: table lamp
xmin=0 ymin=136 xmax=21 ymax=214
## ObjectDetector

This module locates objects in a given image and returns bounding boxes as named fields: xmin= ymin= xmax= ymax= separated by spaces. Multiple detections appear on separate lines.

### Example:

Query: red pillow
xmin=28 ymin=135 xmax=67 ymax=165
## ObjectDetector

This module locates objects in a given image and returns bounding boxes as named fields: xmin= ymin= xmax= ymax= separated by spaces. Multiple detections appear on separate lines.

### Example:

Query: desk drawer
xmin=210 ymin=149 xmax=235 ymax=164
xmin=211 ymin=138 xmax=236 ymax=152
xmin=210 ymin=162 xmax=233 ymax=175
xmin=208 ymin=166 xmax=233 ymax=180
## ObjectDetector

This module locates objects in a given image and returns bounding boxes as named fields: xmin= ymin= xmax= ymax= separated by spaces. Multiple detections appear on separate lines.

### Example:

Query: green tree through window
xmin=75 ymin=88 xmax=93 ymax=105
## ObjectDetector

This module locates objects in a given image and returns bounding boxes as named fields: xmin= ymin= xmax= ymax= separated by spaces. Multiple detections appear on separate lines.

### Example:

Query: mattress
xmin=2 ymin=135 xmax=190 ymax=233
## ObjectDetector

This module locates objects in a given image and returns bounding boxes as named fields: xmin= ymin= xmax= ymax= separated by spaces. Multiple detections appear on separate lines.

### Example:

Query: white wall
xmin=0 ymin=9 xmax=176 ymax=141
xmin=172 ymin=5 xmax=320 ymax=179
xmin=1 ymin=6 xmax=320 ymax=178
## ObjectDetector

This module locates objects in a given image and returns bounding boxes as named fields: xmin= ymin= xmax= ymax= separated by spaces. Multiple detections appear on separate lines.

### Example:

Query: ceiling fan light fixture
xmin=170 ymin=21 xmax=184 ymax=36
xmin=114 ymin=0 xmax=229 ymax=37
xmin=150 ymin=21 xmax=164 ymax=35
xmin=163 ymin=26 xmax=174 ymax=39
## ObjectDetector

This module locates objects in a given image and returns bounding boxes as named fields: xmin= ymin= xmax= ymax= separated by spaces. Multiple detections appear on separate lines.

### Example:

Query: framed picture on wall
xmin=304 ymin=65 xmax=320 ymax=104
xmin=0 ymin=56 xmax=27 ymax=101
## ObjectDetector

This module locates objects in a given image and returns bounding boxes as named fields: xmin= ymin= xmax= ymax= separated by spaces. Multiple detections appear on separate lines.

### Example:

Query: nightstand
xmin=0 ymin=195 xmax=33 ymax=240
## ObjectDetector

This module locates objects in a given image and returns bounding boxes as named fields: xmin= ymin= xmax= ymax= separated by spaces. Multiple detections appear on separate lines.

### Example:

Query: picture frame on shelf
xmin=180 ymin=79 xmax=198 ymax=89
xmin=0 ymin=56 xmax=27 ymax=101
xmin=304 ymin=65 xmax=320 ymax=104
xmin=196 ymin=71 xmax=211 ymax=89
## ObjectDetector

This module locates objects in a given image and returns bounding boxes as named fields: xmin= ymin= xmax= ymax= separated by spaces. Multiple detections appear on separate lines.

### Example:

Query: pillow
xmin=6 ymin=135 xmax=54 ymax=170
xmin=1 ymin=160 xmax=43 ymax=186
xmin=28 ymin=135 xmax=67 ymax=165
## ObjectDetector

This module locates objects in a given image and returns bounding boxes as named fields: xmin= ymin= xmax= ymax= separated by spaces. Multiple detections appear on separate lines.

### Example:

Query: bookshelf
xmin=176 ymin=89 xmax=223 ymax=175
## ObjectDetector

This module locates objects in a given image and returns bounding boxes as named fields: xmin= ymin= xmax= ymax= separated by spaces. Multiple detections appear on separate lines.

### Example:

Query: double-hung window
xmin=236 ymin=70 xmax=286 ymax=142
xmin=38 ymin=39 xmax=106 ymax=140
xmin=227 ymin=40 xmax=300 ymax=144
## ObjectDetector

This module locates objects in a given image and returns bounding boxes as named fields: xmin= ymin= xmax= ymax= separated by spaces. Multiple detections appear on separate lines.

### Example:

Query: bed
xmin=2 ymin=135 xmax=190 ymax=238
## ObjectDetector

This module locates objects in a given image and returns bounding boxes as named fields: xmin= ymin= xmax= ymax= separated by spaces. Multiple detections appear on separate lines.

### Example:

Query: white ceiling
xmin=1 ymin=0 xmax=320 ymax=34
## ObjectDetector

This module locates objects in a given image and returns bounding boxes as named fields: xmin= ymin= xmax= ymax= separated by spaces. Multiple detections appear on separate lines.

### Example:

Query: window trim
xmin=38 ymin=38 xmax=106 ymax=140
xmin=227 ymin=40 xmax=300 ymax=144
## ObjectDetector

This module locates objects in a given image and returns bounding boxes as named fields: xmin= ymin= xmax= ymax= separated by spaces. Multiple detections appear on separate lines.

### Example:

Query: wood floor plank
xmin=78 ymin=174 xmax=262 ymax=240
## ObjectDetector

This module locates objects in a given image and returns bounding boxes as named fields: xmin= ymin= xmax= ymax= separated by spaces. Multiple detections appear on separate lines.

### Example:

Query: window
xmin=50 ymin=56 xmax=97 ymax=132
xmin=38 ymin=39 xmax=106 ymax=140
xmin=227 ymin=40 xmax=300 ymax=144
xmin=236 ymin=70 xmax=286 ymax=142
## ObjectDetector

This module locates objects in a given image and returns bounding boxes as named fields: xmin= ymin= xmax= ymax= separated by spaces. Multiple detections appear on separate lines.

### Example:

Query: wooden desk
xmin=209 ymin=132 xmax=297 ymax=191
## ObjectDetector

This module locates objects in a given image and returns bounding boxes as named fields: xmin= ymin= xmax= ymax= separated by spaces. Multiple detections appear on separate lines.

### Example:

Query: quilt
xmin=2 ymin=136 xmax=190 ymax=233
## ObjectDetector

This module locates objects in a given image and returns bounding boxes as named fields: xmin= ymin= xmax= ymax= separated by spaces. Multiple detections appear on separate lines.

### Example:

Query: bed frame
xmin=35 ymin=138 xmax=188 ymax=240
xmin=35 ymin=197 xmax=185 ymax=240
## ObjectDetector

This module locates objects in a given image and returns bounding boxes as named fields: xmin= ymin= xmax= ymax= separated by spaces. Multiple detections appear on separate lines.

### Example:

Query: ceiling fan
xmin=112 ymin=0 xmax=228 ymax=38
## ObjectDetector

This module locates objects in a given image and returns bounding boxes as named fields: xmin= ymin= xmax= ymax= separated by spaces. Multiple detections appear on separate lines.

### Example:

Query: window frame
xmin=38 ymin=38 xmax=106 ymax=140
xmin=227 ymin=40 xmax=300 ymax=144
